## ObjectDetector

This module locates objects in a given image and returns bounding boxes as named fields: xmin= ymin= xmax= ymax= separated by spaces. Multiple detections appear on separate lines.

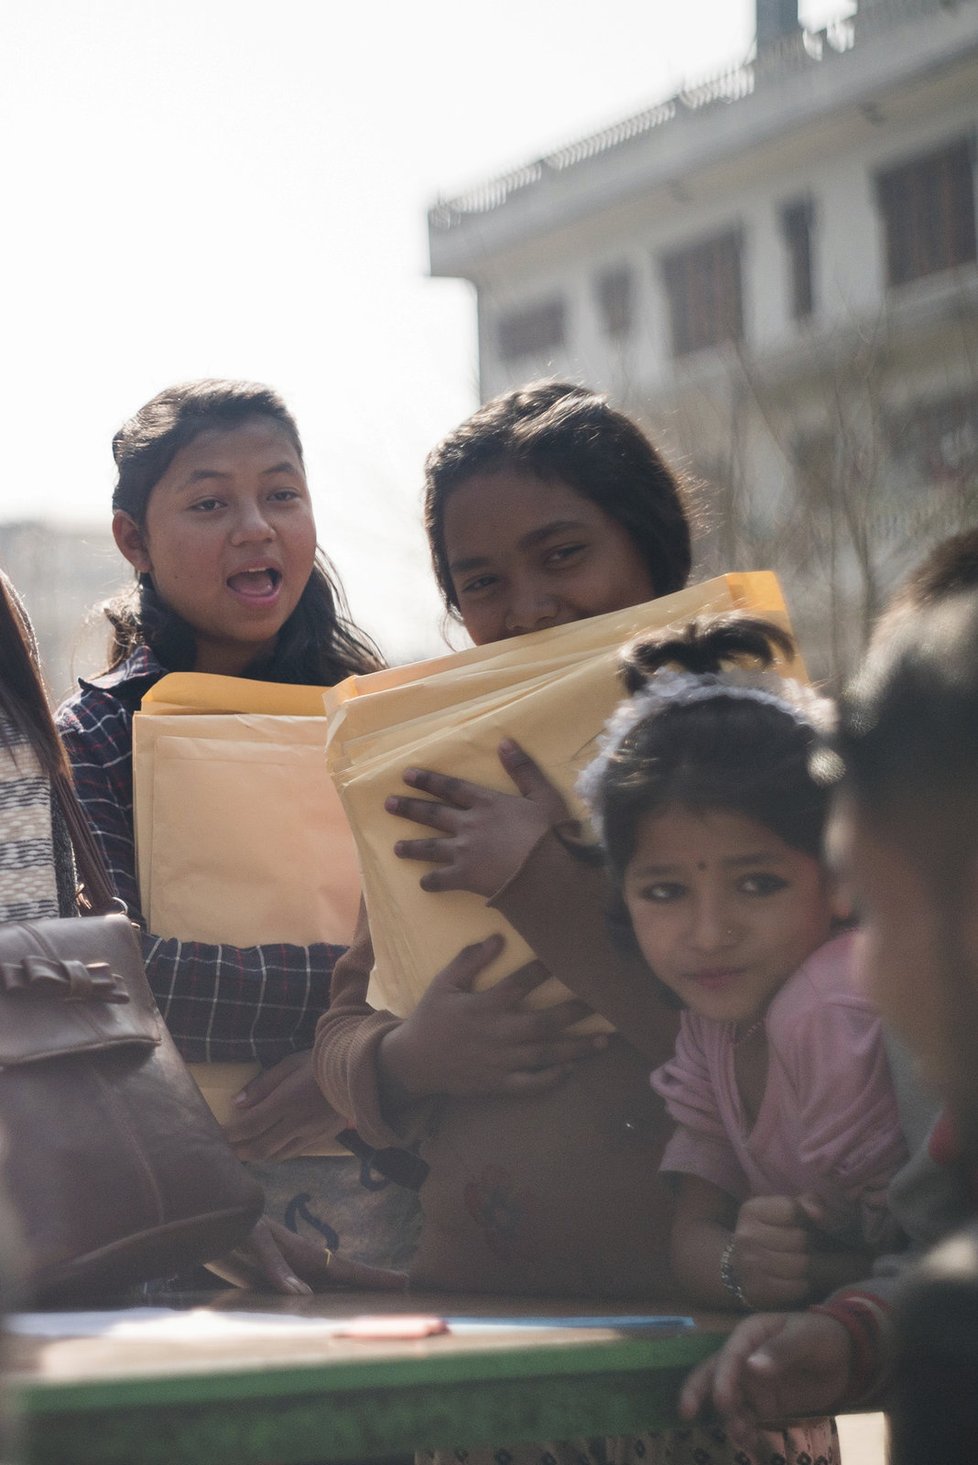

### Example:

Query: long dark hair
xmin=423 ymin=381 xmax=692 ymax=619
xmin=0 ymin=575 xmax=113 ymax=911
xmin=104 ymin=379 xmax=381 ymax=683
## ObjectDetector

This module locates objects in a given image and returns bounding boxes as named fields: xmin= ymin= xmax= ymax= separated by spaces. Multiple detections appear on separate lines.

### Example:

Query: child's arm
xmin=671 ymin=1176 xmax=819 ymax=1311
xmin=387 ymin=740 xmax=680 ymax=1063
xmin=313 ymin=901 xmax=414 ymax=1149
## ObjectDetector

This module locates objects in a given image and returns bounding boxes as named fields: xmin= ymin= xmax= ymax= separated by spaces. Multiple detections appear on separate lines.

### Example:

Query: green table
xmin=9 ymin=1293 xmax=729 ymax=1464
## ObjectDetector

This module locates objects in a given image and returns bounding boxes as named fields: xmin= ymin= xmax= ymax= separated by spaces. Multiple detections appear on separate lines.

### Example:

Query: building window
xmin=595 ymin=265 xmax=633 ymax=338
xmin=782 ymin=198 xmax=815 ymax=320
xmin=661 ymin=231 xmax=744 ymax=357
xmin=497 ymin=298 xmax=566 ymax=362
xmin=877 ymin=138 xmax=977 ymax=287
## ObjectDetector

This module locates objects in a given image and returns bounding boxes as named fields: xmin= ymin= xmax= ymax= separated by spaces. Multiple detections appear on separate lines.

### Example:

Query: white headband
xmin=577 ymin=667 xmax=834 ymax=837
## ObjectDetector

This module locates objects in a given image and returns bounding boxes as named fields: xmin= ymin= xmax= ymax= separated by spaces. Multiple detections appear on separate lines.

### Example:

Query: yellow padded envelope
xmin=325 ymin=572 xmax=803 ymax=1024
xmin=134 ymin=715 xmax=360 ymax=947
xmin=134 ymin=677 xmax=361 ymax=1144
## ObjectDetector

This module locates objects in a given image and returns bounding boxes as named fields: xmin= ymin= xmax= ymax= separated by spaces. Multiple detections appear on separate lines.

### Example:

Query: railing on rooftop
xmin=428 ymin=0 xmax=971 ymax=232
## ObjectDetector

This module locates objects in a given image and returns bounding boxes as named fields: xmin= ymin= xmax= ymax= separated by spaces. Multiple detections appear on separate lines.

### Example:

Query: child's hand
xmin=678 ymin=1310 xmax=854 ymax=1447
xmin=731 ymin=1194 xmax=824 ymax=1308
xmin=385 ymin=739 xmax=571 ymax=898
xmin=379 ymin=933 xmax=606 ymax=1100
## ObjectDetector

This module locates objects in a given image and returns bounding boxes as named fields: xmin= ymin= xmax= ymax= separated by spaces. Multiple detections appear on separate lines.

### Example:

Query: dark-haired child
xmin=576 ymin=615 xmax=909 ymax=1465
xmin=680 ymin=543 xmax=978 ymax=1457
xmin=830 ymin=583 xmax=978 ymax=1462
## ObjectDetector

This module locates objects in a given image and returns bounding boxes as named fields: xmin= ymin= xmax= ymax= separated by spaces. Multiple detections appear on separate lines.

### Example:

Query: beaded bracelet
xmin=720 ymin=1237 xmax=749 ymax=1309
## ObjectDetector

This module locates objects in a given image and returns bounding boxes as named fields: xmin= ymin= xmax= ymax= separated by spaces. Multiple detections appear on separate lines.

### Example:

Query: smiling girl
xmin=583 ymin=616 xmax=908 ymax=1306
xmin=111 ymin=414 xmax=317 ymax=677
xmin=55 ymin=380 xmax=419 ymax=1279
xmin=577 ymin=614 xmax=909 ymax=1465
xmin=316 ymin=381 xmax=693 ymax=1299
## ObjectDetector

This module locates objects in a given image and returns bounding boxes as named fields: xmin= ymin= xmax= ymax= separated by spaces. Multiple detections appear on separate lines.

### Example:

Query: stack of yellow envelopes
xmin=325 ymin=572 xmax=802 ymax=1025
xmin=134 ymin=676 xmax=362 ymax=1141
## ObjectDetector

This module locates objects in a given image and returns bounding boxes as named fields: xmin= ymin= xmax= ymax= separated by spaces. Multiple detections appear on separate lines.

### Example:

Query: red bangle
xmin=810 ymin=1292 xmax=891 ymax=1407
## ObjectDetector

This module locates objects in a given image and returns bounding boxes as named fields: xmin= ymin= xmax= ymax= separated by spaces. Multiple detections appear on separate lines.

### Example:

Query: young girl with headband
xmin=576 ymin=614 xmax=909 ymax=1465
xmin=677 ymin=537 xmax=978 ymax=1456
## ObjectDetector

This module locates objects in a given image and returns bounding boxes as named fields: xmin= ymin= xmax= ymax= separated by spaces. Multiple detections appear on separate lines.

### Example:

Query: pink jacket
xmin=652 ymin=932 xmax=908 ymax=1246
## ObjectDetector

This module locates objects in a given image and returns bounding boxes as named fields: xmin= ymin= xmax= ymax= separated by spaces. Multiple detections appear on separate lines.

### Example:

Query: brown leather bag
xmin=0 ymin=911 xmax=264 ymax=1302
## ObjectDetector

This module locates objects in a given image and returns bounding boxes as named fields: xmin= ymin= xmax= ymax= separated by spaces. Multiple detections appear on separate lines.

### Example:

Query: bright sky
xmin=2 ymin=0 xmax=847 ymax=660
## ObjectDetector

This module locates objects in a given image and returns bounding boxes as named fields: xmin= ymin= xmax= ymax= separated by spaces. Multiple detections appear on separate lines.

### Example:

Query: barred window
xmin=878 ymin=139 xmax=977 ymax=287
xmin=661 ymin=231 xmax=744 ymax=357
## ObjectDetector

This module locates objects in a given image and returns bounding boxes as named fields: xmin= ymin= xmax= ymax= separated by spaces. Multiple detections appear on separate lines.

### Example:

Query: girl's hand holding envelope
xmin=377 ymin=933 xmax=607 ymax=1105
xmin=387 ymin=739 xmax=573 ymax=899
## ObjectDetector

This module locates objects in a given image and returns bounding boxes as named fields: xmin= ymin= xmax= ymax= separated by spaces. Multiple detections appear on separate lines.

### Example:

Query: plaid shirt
xmin=57 ymin=646 xmax=345 ymax=1064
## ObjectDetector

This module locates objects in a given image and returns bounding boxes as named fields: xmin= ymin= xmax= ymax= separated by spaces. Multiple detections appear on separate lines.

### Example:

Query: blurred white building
xmin=428 ymin=0 xmax=978 ymax=680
